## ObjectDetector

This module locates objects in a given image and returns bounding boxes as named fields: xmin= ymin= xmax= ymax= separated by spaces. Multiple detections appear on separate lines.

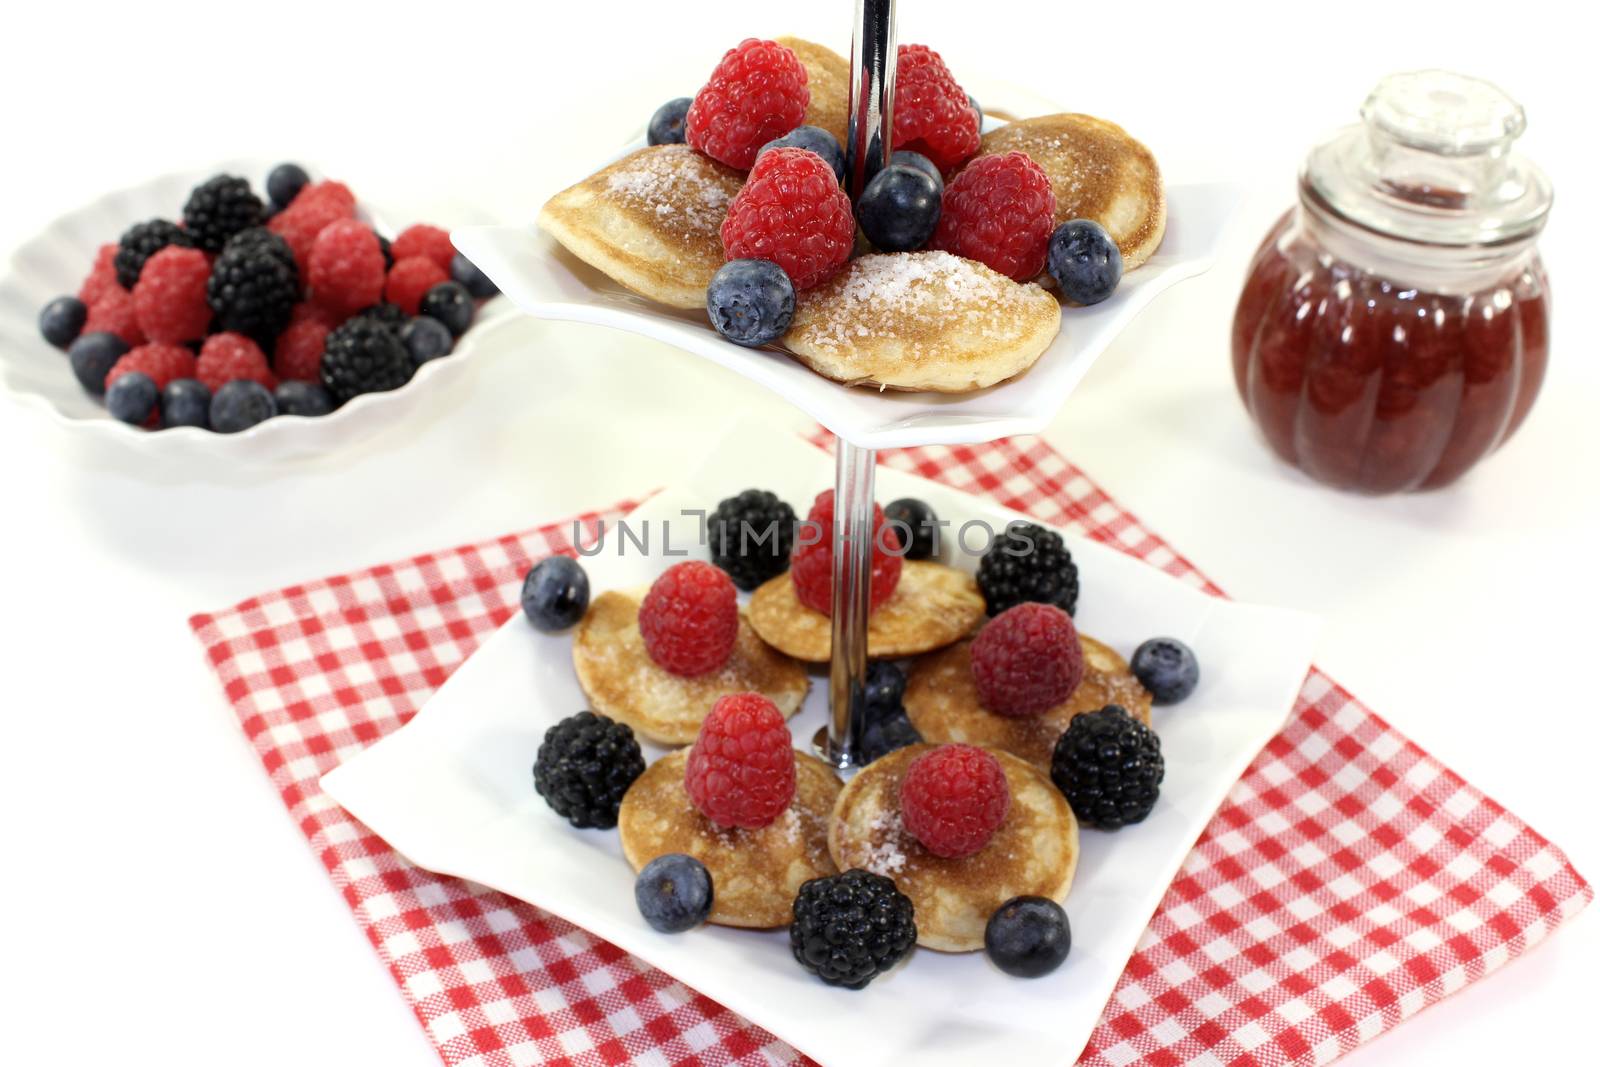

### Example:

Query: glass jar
xmin=1231 ymin=71 xmax=1553 ymax=493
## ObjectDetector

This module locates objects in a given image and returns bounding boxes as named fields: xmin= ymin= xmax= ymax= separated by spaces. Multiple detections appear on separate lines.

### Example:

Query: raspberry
xmin=267 ymin=180 xmax=356 ymax=266
xmin=637 ymin=561 xmax=738 ymax=676
xmin=899 ymin=743 xmax=1010 ymax=858
xmin=308 ymin=220 xmax=386 ymax=317
xmin=273 ymin=317 xmax=330 ymax=382
xmin=197 ymin=332 xmax=276 ymax=392
xmin=683 ymin=692 xmax=796 ymax=829
xmin=83 ymin=288 xmax=146 ymax=347
xmin=789 ymin=489 xmax=902 ymax=616
xmin=384 ymin=255 xmax=449 ymax=315
xmin=970 ymin=603 xmax=1084 ymax=717
xmin=892 ymin=45 xmax=980 ymax=173
xmin=389 ymin=224 xmax=454 ymax=271
xmin=686 ymin=38 xmax=810 ymax=169
xmin=931 ymin=152 xmax=1057 ymax=281
xmin=720 ymin=148 xmax=853 ymax=290
xmin=79 ymin=244 xmax=120 ymax=305
xmin=105 ymin=343 xmax=197 ymax=392
xmin=290 ymin=300 xmax=340 ymax=327
xmin=132 ymin=246 xmax=213 ymax=343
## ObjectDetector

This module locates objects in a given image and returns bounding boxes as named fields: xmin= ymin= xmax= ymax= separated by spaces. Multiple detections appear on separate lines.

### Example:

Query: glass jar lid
xmin=1302 ymin=70 xmax=1552 ymax=249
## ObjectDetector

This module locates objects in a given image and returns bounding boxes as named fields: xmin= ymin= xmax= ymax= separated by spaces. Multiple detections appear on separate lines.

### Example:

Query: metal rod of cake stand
xmin=815 ymin=0 xmax=896 ymax=771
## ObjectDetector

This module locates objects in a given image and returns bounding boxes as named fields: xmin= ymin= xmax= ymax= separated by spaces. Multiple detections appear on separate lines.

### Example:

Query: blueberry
xmin=1130 ymin=637 xmax=1199 ymax=704
xmin=857 ymin=164 xmax=941 ymax=253
xmin=756 ymin=125 xmax=846 ymax=183
xmin=67 ymin=332 xmax=129 ymax=395
xmin=450 ymin=252 xmax=499 ymax=299
xmin=1047 ymin=219 xmax=1123 ymax=306
xmin=985 ymin=896 xmax=1070 ymax=977
xmin=266 ymin=163 xmax=310 ymax=209
xmin=634 ymin=853 xmax=714 ymax=933
xmin=864 ymin=660 xmax=906 ymax=716
xmin=706 ymin=259 xmax=795 ymax=347
xmin=419 ymin=281 xmax=474 ymax=337
xmin=884 ymin=497 xmax=940 ymax=560
xmin=521 ymin=556 xmax=590 ymax=631
xmin=400 ymin=315 xmax=454 ymax=366
xmin=967 ymin=93 xmax=983 ymax=128
xmin=210 ymin=379 xmax=277 ymax=433
xmin=106 ymin=371 xmax=157 ymax=425
xmin=275 ymin=379 xmax=335 ymax=417
xmin=161 ymin=378 xmax=211 ymax=429
xmin=377 ymin=233 xmax=393 ymax=270
xmin=647 ymin=97 xmax=693 ymax=146
xmin=864 ymin=148 xmax=942 ymax=197
xmin=39 ymin=295 xmax=87 ymax=348
xmin=859 ymin=713 xmax=921 ymax=765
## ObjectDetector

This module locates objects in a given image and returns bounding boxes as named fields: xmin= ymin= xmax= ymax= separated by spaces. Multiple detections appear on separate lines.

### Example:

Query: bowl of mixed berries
xmin=0 ymin=159 xmax=507 ymax=462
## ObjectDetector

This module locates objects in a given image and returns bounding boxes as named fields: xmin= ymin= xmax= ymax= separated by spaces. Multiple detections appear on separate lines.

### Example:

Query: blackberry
xmin=320 ymin=316 xmax=413 ymax=403
xmin=207 ymin=230 xmax=299 ymax=344
xmin=355 ymin=302 xmax=406 ymax=333
xmin=182 ymin=174 xmax=266 ymax=252
xmin=114 ymin=219 xmax=196 ymax=289
xmin=226 ymin=226 xmax=299 ymax=281
xmin=532 ymin=711 xmax=646 ymax=829
xmin=707 ymin=488 xmax=797 ymax=591
xmin=790 ymin=869 xmax=916 ymax=989
xmin=1050 ymin=705 xmax=1164 ymax=830
xmin=977 ymin=522 xmax=1079 ymax=616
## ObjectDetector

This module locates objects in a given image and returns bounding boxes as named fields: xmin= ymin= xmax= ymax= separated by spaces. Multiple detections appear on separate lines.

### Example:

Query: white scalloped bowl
xmin=0 ymin=158 xmax=513 ymax=466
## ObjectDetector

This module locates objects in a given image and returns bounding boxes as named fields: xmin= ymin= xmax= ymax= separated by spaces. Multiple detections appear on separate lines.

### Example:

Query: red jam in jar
xmin=1232 ymin=71 xmax=1553 ymax=493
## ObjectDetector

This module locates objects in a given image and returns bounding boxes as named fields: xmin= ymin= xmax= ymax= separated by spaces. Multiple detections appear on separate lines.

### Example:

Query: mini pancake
xmin=746 ymin=560 xmax=985 ymax=662
xmin=976 ymin=113 xmax=1166 ymax=270
xmin=775 ymin=36 xmax=850 ymax=148
xmin=782 ymin=252 xmax=1062 ymax=392
xmin=829 ymin=744 xmax=1078 ymax=951
xmin=572 ymin=589 xmax=808 ymax=746
xmin=537 ymin=144 xmax=744 ymax=309
xmin=904 ymin=633 xmax=1153 ymax=774
xmin=619 ymin=749 xmax=841 ymax=928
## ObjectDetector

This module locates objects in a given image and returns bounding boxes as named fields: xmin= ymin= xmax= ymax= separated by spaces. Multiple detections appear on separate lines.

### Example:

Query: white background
xmin=0 ymin=1 xmax=1594 ymax=1064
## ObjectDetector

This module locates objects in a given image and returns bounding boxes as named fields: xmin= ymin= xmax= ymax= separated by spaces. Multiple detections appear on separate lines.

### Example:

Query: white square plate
xmin=323 ymin=425 xmax=1318 ymax=1067
xmin=450 ymin=133 xmax=1242 ymax=450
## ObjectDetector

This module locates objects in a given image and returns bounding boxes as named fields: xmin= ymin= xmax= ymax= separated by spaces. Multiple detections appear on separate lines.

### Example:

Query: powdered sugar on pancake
xmin=789 ymin=251 xmax=1050 ymax=358
xmin=603 ymin=144 xmax=737 ymax=236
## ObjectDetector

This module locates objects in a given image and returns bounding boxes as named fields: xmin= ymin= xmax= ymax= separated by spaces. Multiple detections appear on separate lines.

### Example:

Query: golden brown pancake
xmin=746 ymin=560 xmax=985 ymax=662
xmin=572 ymin=589 xmax=808 ymax=746
xmin=829 ymin=744 xmax=1078 ymax=951
xmin=904 ymin=633 xmax=1153 ymax=774
xmin=619 ymin=749 xmax=841 ymax=928
xmin=782 ymin=252 xmax=1062 ymax=392
xmin=775 ymin=37 xmax=850 ymax=148
xmin=977 ymin=113 xmax=1166 ymax=270
xmin=536 ymin=144 xmax=744 ymax=309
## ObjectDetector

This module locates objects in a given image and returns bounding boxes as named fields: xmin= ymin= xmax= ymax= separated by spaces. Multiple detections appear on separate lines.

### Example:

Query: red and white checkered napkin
xmin=190 ymin=433 xmax=1589 ymax=1067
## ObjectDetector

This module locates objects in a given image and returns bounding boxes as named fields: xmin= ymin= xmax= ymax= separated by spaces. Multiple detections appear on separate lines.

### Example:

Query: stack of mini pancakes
xmin=538 ymin=37 xmax=1165 ymax=395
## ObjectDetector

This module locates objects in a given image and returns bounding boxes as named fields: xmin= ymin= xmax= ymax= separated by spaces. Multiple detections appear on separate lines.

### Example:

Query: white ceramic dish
xmin=452 ymin=122 xmax=1241 ymax=450
xmin=322 ymin=423 xmax=1319 ymax=1067
xmin=0 ymin=158 xmax=513 ymax=465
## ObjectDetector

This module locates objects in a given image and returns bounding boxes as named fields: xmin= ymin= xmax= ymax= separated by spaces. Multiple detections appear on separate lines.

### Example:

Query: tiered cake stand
xmin=453 ymin=0 xmax=1236 ymax=771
